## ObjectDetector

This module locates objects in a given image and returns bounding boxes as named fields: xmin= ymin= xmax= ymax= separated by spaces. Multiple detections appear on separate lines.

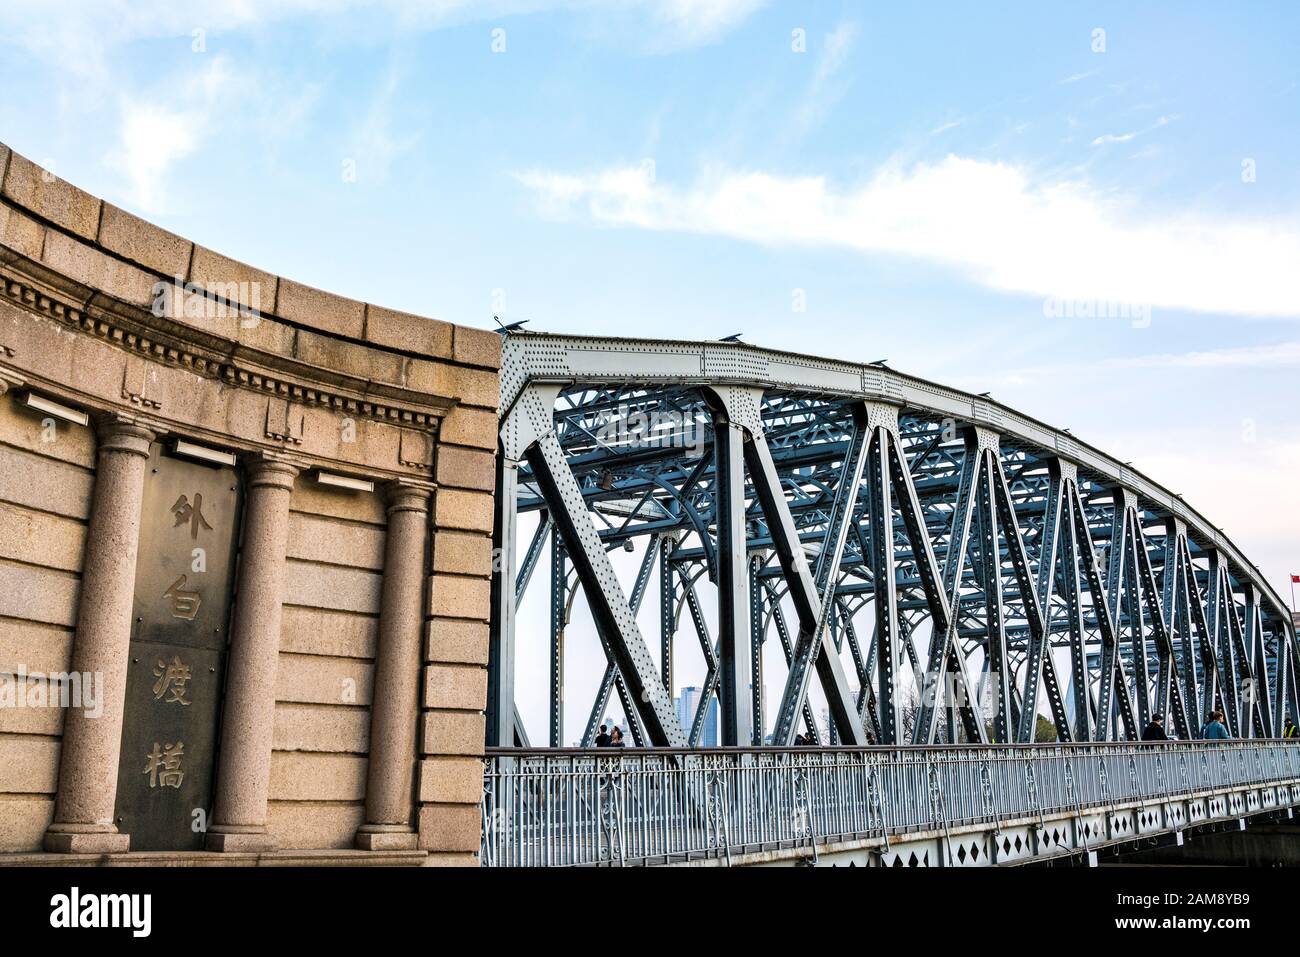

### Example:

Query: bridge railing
xmin=480 ymin=741 xmax=1300 ymax=867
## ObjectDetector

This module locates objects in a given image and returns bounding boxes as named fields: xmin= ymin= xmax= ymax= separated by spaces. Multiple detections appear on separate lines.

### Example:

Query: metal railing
xmin=480 ymin=741 xmax=1300 ymax=867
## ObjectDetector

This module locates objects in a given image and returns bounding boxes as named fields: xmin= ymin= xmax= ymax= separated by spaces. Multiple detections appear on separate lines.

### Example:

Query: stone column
xmin=206 ymin=455 xmax=298 ymax=851
xmin=357 ymin=482 xmax=432 ymax=849
xmin=44 ymin=415 xmax=155 ymax=853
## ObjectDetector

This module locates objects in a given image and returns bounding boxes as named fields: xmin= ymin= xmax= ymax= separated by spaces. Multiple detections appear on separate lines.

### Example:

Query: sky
xmin=2 ymin=1 xmax=1298 ymax=738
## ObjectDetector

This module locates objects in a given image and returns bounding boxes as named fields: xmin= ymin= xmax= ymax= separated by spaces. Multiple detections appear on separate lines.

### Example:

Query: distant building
xmin=675 ymin=686 xmax=719 ymax=747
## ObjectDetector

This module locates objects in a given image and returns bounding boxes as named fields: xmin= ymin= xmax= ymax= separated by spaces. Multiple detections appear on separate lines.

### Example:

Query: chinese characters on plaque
xmin=139 ymin=493 xmax=212 ymax=786
xmin=116 ymin=446 xmax=241 ymax=849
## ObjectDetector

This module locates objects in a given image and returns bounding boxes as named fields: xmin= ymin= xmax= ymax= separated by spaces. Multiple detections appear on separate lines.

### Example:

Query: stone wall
xmin=0 ymin=140 xmax=498 ymax=864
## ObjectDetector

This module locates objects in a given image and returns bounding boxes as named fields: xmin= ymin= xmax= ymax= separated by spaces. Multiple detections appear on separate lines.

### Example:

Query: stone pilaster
xmin=356 ymin=481 xmax=432 ymax=850
xmin=419 ymin=478 xmax=492 ymax=865
xmin=44 ymin=414 xmax=155 ymax=853
xmin=206 ymin=455 xmax=298 ymax=851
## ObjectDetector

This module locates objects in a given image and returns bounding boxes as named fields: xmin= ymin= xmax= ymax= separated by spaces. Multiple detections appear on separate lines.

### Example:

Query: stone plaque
xmin=114 ymin=444 xmax=241 ymax=851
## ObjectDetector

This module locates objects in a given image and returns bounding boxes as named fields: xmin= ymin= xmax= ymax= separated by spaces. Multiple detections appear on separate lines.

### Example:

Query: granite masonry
xmin=0 ymin=141 xmax=499 ymax=865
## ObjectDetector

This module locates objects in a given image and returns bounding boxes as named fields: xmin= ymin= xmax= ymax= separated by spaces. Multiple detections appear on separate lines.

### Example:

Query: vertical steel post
xmin=749 ymin=552 xmax=766 ymax=745
xmin=660 ymin=536 xmax=675 ymax=695
xmin=865 ymin=427 xmax=902 ymax=744
xmin=549 ymin=529 xmax=566 ymax=747
xmin=486 ymin=450 xmax=518 ymax=747
xmin=713 ymin=415 xmax=753 ymax=746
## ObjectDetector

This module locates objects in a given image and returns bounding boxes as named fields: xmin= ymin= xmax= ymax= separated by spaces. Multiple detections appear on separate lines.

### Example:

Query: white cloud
xmin=105 ymin=102 xmax=202 ymax=212
xmin=516 ymin=155 xmax=1300 ymax=318
xmin=103 ymin=57 xmax=237 ymax=212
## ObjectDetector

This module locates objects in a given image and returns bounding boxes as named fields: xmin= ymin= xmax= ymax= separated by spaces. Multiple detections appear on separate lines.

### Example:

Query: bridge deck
xmin=481 ymin=741 xmax=1300 ymax=866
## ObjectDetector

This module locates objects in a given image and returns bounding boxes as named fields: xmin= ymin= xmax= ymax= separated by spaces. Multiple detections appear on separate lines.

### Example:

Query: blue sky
xmin=2 ymin=1 xmax=1298 ymax=731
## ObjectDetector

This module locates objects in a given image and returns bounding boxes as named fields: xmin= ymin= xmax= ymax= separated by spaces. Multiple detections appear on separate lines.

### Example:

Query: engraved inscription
xmin=143 ymin=741 xmax=186 ymax=789
xmin=152 ymin=656 xmax=193 ymax=706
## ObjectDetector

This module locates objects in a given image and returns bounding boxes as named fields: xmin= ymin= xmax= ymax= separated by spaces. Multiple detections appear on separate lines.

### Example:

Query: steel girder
xmin=491 ymin=333 xmax=1298 ymax=749
xmin=710 ymin=398 xmax=753 ymax=746
xmin=747 ymin=393 xmax=866 ymax=746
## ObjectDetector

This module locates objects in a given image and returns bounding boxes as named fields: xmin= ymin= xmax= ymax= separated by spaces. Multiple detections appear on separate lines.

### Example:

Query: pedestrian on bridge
xmin=1140 ymin=714 xmax=1168 ymax=741
xmin=610 ymin=726 xmax=626 ymax=747
xmin=1283 ymin=717 xmax=1298 ymax=738
xmin=595 ymin=725 xmax=611 ymax=747
xmin=1200 ymin=711 xmax=1230 ymax=741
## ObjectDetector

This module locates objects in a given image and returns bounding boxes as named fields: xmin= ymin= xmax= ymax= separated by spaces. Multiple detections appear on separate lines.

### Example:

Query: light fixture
xmin=315 ymin=470 xmax=374 ymax=493
xmin=19 ymin=391 xmax=88 ymax=426
xmin=172 ymin=439 xmax=237 ymax=467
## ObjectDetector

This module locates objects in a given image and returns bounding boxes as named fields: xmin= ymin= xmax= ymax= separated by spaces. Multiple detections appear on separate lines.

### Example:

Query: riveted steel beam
xmin=1134 ymin=515 xmax=1188 ymax=737
xmin=1207 ymin=552 xmax=1240 ymax=736
xmin=1068 ymin=480 xmax=1136 ymax=740
xmin=1180 ymin=534 xmax=1223 ymax=727
xmin=764 ymin=400 xmax=870 ymax=746
xmin=526 ymin=426 xmax=686 ymax=747
xmin=763 ymin=580 xmax=821 ymax=743
xmin=516 ymin=514 xmax=553 ymax=606
xmin=749 ymin=552 xmax=766 ymax=745
xmin=974 ymin=447 xmax=1012 ymax=742
xmin=549 ymin=529 xmax=567 ymax=747
xmin=487 ymin=451 xmax=519 ymax=747
xmin=708 ymin=394 xmax=753 ymax=747
xmin=1245 ymin=584 xmax=1273 ymax=737
xmin=660 ymin=533 xmax=676 ymax=695
xmin=990 ymin=454 xmax=1066 ymax=742
xmin=914 ymin=427 xmax=986 ymax=745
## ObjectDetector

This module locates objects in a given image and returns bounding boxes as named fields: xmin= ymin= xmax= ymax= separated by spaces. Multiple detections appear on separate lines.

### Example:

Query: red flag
xmin=1292 ymin=574 xmax=1300 ymax=583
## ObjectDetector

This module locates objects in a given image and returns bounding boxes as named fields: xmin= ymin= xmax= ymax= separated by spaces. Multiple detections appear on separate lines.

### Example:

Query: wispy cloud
xmin=792 ymin=21 xmax=860 ymax=138
xmin=0 ymin=0 xmax=765 ymax=64
xmin=516 ymin=154 xmax=1300 ymax=318
xmin=643 ymin=0 xmax=767 ymax=46
xmin=1090 ymin=113 xmax=1179 ymax=147
xmin=930 ymin=119 xmax=963 ymax=135
xmin=344 ymin=64 xmax=418 ymax=184
xmin=1107 ymin=341 xmax=1300 ymax=369
xmin=1059 ymin=70 xmax=1098 ymax=84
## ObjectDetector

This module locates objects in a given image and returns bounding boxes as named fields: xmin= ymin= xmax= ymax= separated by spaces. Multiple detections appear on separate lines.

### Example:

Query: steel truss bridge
xmin=484 ymin=332 xmax=1300 ymax=865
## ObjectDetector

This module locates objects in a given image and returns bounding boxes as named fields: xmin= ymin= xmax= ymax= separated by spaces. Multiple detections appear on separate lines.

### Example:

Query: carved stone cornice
xmin=0 ymin=263 xmax=454 ymax=430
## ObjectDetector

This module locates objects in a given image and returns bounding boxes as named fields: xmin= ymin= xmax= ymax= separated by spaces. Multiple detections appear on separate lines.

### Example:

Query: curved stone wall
xmin=0 ymin=141 xmax=495 ymax=863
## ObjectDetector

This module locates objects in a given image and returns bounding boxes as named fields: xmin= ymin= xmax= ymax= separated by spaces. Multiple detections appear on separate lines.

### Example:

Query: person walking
xmin=1283 ymin=717 xmax=1298 ymax=739
xmin=1141 ymin=714 xmax=1169 ymax=741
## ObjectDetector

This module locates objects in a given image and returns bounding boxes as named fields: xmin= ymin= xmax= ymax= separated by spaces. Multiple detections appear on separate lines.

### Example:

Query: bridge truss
xmin=488 ymin=333 xmax=1299 ymax=749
